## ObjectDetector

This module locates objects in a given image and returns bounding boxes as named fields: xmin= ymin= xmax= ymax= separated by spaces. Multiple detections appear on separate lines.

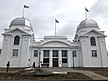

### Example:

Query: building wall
xmin=80 ymin=36 xmax=89 ymax=67
xmin=30 ymin=47 xmax=39 ymax=67
xmin=0 ymin=20 xmax=108 ymax=68
xmin=98 ymin=37 xmax=108 ymax=67
xmin=20 ymin=35 xmax=31 ymax=67
xmin=80 ymin=31 xmax=108 ymax=67
xmin=0 ymin=29 xmax=32 ymax=67
xmin=0 ymin=32 xmax=107 ymax=68
xmin=0 ymin=35 xmax=12 ymax=67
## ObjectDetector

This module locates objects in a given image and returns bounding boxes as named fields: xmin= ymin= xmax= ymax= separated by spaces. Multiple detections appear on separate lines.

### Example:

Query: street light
xmin=39 ymin=52 xmax=41 ymax=68
xmin=72 ymin=51 xmax=75 ymax=69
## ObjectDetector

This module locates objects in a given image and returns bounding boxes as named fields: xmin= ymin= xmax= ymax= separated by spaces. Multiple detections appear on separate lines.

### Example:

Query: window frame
xmin=12 ymin=49 xmax=18 ymax=57
xmin=43 ymin=58 xmax=49 ymax=63
xmin=43 ymin=50 xmax=49 ymax=57
xmin=62 ymin=50 xmax=67 ymax=57
xmin=62 ymin=58 xmax=67 ymax=63
xmin=34 ymin=50 xmax=38 ymax=57
xmin=53 ymin=50 xmax=58 ymax=57
xmin=92 ymin=50 xmax=97 ymax=57
xmin=14 ymin=35 xmax=20 ymax=45
xmin=90 ymin=37 xmax=96 ymax=46
xmin=72 ymin=50 xmax=77 ymax=57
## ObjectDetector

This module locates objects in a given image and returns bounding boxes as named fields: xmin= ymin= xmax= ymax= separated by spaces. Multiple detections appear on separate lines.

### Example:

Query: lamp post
xmin=72 ymin=52 xmax=75 ymax=69
xmin=39 ymin=52 xmax=41 ymax=68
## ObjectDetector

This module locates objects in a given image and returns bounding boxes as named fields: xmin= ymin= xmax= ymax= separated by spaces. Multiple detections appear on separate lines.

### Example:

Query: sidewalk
xmin=41 ymin=68 xmax=108 ymax=80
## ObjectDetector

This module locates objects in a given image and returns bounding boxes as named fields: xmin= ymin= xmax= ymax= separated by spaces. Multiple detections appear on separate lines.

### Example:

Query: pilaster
xmin=49 ymin=50 xmax=52 ymax=67
xmin=59 ymin=50 xmax=62 ymax=67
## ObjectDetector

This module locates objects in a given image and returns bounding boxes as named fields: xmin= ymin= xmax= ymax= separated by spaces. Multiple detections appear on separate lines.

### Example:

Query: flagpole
xmin=22 ymin=5 xmax=29 ymax=18
xmin=55 ymin=19 xmax=56 ymax=36
xmin=85 ymin=7 xmax=89 ymax=20
xmin=22 ymin=6 xmax=24 ymax=18
xmin=55 ymin=19 xmax=59 ymax=36
xmin=85 ymin=8 xmax=87 ymax=20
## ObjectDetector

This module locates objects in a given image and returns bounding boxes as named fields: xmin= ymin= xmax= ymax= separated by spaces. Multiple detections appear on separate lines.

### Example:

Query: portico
xmin=40 ymin=49 xmax=69 ymax=67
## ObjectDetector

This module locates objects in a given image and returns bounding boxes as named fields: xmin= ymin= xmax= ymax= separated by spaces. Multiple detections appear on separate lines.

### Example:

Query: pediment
xmin=41 ymin=40 xmax=70 ymax=47
xmin=83 ymin=30 xmax=106 ymax=36
xmin=3 ymin=28 xmax=30 ymax=35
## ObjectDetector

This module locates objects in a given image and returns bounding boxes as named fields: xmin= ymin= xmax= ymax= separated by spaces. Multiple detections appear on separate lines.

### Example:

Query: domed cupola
xmin=9 ymin=17 xmax=33 ymax=31
xmin=76 ymin=19 xmax=100 ymax=33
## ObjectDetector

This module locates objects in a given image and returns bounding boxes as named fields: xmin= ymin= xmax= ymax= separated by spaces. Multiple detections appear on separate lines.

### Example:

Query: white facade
xmin=0 ymin=17 xmax=108 ymax=68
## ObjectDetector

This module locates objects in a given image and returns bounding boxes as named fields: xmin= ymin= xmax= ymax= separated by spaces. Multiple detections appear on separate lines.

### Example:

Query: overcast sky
xmin=0 ymin=0 xmax=108 ymax=50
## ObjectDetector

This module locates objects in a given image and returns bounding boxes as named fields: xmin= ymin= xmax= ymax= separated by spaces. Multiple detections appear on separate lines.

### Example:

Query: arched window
xmin=14 ymin=35 xmax=20 ymax=45
xmin=90 ymin=37 xmax=96 ymax=46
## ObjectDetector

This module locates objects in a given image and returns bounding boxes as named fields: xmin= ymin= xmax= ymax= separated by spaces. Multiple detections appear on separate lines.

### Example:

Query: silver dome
xmin=9 ymin=17 xmax=32 ymax=27
xmin=76 ymin=19 xmax=100 ymax=32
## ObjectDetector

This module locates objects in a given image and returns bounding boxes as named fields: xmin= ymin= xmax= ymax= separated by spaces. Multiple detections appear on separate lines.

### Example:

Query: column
xmin=29 ymin=47 xmax=32 ymax=67
xmin=40 ymin=50 xmax=43 ymax=67
xmin=68 ymin=50 xmax=71 ymax=67
xmin=49 ymin=50 xmax=52 ymax=67
xmin=59 ymin=50 xmax=62 ymax=67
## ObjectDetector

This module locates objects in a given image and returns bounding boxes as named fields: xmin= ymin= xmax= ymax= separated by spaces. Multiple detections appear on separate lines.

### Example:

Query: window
xmin=53 ymin=50 xmax=58 ymax=57
xmin=92 ymin=50 xmax=97 ymax=57
xmin=78 ymin=40 xmax=80 ymax=42
xmin=43 ymin=50 xmax=49 ymax=57
xmin=34 ymin=50 xmax=38 ymax=57
xmin=62 ymin=50 xmax=67 ymax=57
xmin=62 ymin=58 xmax=67 ymax=63
xmin=72 ymin=50 xmax=77 ymax=57
xmin=14 ymin=35 xmax=20 ymax=45
xmin=90 ymin=37 xmax=96 ymax=46
xmin=43 ymin=58 xmax=49 ymax=63
xmin=0 ymin=49 xmax=1 ymax=55
xmin=12 ymin=49 xmax=18 ymax=56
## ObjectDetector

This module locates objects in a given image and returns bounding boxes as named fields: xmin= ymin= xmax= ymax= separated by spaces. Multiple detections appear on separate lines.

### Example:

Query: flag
xmin=85 ymin=7 xmax=89 ymax=12
xmin=24 ymin=5 xmax=29 ymax=8
xmin=55 ymin=19 xmax=59 ymax=23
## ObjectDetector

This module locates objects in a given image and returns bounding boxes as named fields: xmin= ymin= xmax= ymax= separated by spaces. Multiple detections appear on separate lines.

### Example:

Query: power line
xmin=0 ymin=18 xmax=81 ymax=22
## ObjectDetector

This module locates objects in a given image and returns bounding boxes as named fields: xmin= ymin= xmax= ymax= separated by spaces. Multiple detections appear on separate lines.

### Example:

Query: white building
xmin=0 ymin=17 xmax=108 ymax=68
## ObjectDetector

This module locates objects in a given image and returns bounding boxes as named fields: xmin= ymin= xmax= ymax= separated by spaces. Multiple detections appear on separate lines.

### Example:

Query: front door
xmin=53 ymin=58 xmax=58 ymax=67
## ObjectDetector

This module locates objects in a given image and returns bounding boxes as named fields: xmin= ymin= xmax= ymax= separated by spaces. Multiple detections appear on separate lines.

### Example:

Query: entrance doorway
xmin=53 ymin=58 xmax=58 ymax=67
